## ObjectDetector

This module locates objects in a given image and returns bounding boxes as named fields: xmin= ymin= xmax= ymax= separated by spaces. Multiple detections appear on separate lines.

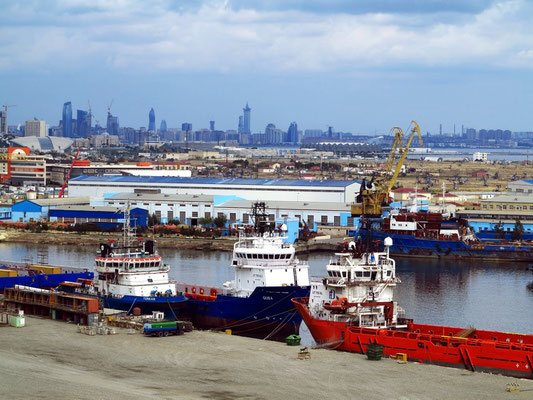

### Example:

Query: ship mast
xmin=123 ymin=201 xmax=133 ymax=248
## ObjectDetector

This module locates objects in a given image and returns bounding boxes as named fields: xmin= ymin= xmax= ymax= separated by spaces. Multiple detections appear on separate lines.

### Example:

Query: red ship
xmin=292 ymin=238 xmax=533 ymax=378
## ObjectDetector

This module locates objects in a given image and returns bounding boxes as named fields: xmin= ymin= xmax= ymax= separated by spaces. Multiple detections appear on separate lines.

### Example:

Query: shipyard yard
xmin=0 ymin=317 xmax=530 ymax=400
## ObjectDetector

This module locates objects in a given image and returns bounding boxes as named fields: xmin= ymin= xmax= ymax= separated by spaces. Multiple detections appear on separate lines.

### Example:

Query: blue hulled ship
xmin=356 ymin=211 xmax=533 ymax=261
xmin=176 ymin=203 xmax=310 ymax=340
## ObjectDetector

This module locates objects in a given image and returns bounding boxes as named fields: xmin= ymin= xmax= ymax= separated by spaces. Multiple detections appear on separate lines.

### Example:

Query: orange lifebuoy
xmin=210 ymin=288 xmax=217 ymax=296
xmin=192 ymin=287 xmax=196 ymax=294
xmin=200 ymin=288 xmax=204 ymax=295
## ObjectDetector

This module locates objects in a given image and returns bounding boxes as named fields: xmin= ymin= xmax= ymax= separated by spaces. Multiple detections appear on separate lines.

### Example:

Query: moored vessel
xmin=60 ymin=208 xmax=187 ymax=317
xmin=293 ymin=237 xmax=533 ymax=378
xmin=357 ymin=210 xmax=533 ymax=261
xmin=176 ymin=202 xmax=310 ymax=340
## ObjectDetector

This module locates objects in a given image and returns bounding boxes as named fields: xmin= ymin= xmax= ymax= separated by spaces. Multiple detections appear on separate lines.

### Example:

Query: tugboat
xmin=176 ymin=202 xmax=310 ymax=340
xmin=61 ymin=207 xmax=188 ymax=317
xmin=293 ymin=237 xmax=533 ymax=379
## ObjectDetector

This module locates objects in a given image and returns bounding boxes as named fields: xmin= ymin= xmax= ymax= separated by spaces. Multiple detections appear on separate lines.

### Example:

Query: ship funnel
xmin=384 ymin=236 xmax=393 ymax=258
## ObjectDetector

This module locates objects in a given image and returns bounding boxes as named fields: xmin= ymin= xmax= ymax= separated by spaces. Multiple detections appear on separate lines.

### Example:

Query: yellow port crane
xmin=351 ymin=120 xmax=423 ymax=217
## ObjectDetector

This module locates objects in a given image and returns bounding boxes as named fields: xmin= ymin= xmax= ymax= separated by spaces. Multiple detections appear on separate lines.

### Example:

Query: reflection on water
xmin=1 ymin=243 xmax=532 ymax=334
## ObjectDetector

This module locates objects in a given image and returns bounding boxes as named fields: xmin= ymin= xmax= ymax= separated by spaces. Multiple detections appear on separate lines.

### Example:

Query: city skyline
xmin=1 ymin=1 xmax=533 ymax=133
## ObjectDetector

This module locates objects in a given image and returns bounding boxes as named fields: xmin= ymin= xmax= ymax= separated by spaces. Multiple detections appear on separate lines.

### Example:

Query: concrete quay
xmin=1 ymin=317 xmax=532 ymax=400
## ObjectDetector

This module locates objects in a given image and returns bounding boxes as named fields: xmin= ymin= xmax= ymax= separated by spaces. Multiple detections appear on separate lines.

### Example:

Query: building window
xmin=321 ymin=215 xmax=328 ymax=224
xmin=204 ymin=212 xmax=211 ymax=218
xmin=243 ymin=214 xmax=249 ymax=223
xmin=308 ymin=215 xmax=314 ymax=226
xmin=192 ymin=212 xmax=198 ymax=218
xmin=334 ymin=216 xmax=340 ymax=225
xmin=347 ymin=217 xmax=354 ymax=226
xmin=168 ymin=210 xmax=174 ymax=221
xmin=269 ymin=214 xmax=275 ymax=221
xmin=230 ymin=213 xmax=236 ymax=222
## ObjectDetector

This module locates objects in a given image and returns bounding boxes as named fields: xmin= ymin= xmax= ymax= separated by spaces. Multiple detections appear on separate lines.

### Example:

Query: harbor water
xmin=1 ymin=242 xmax=532 ymax=335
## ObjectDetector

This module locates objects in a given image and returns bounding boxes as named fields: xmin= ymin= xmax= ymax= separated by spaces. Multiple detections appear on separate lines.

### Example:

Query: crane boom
xmin=58 ymin=146 xmax=81 ymax=198
xmin=351 ymin=120 xmax=423 ymax=217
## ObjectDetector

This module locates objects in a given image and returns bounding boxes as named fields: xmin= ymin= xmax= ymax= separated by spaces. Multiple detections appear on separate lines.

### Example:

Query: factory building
xmin=104 ymin=193 xmax=356 ymax=236
xmin=69 ymin=176 xmax=360 ymax=203
xmin=507 ymin=180 xmax=533 ymax=195
xmin=49 ymin=206 xmax=148 ymax=229
xmin=214 ymin=199 xmax=355 ymax=231
xmin=11 ymin=197 xmax=90 ymax=222
xmin=104 ymin=193 xmax=216 ymax=225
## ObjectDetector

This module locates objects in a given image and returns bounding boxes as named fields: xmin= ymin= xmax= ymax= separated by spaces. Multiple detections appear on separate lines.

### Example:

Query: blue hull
xmin=0 ymin=272 xmax=94 ymax=291
xmin=182 ymin=286 xmax=310 ymax=340
xmin=99 ymin=295 xmax=188 ymax=318
xmin=358 ymin=230 xmax=533 ymax=261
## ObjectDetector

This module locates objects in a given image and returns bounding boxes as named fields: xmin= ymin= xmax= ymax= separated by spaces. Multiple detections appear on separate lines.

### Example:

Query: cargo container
xmin=0 ymin=270 xmax=17 ymax=277
xmin=29 ymin=265 xmax=62 ymax=275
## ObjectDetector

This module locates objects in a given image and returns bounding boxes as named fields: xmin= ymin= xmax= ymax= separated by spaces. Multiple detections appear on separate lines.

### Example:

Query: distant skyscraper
xmin=25 ymin=120 xmax=47 ymax=137
xmin=327 ymin=126 xmax=334 ymax=138
xmin=106 ymin=112 xmax=119 ymax=135
xmin=288 ymin=122 xmax=298 ymax=145
xmin=0 ymin=111 xmax=6 ymax=136
xmin=148 ymin=108 xmax=156 ymax=131
xmin=62 ymin=101 xmax=72 ymax=137
xmin=182 ymin=123 xmax=192 ymax=132
xmin=210 ymin=120 xmax=215 ymax=131
xmin=238 ymin=116 xmax=244 ymax=133
xmin=160 ymin=120 xmax=167 ymax=132
xmin=243 ymin=103 xmax=251 ymax=134
xmin=76 ymin=110 xmax=91 ymax=138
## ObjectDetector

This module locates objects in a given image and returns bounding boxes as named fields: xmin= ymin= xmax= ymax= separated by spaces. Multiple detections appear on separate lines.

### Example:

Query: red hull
xmin=293 ymin=298 xmax=533 ymax=379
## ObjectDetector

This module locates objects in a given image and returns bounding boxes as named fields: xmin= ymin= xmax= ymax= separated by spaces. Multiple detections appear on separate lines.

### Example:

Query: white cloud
xmin=1 ymin=0 xmax=532 ymax=73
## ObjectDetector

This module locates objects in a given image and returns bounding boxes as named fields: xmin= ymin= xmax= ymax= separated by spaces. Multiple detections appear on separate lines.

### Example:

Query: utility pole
xmin=2 ymin=104 xmax=17 ymax=136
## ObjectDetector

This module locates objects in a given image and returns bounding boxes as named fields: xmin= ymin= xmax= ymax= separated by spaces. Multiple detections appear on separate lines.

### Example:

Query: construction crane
xmin=351 ymin=120 xmax=423 ymax=217
xmin=1 ymin=105 xmax=17 ymax=136
xmin=58 ymin=146 xmax=81 ymax=198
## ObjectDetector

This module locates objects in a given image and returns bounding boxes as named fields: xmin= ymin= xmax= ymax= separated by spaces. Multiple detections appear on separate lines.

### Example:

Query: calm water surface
xmin=1 ymin=243 xmax=532 ymax=334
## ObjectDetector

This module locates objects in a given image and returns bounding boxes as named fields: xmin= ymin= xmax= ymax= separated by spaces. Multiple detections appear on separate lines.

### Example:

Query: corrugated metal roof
xmin=216 ymin=199 xmax=352 ymax=212
xmin=71 ymin=175 xmax=359 ymax=187
xmin=107 ymin=193 xmax=214 ymax=202
xmin=52 ymin=205 xmax=123 ymax=213
xmin=29 ymin=197 xmax=91 ymax=206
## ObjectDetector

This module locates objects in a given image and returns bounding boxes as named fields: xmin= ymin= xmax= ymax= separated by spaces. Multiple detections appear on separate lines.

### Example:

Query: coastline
xmin=0 ymin=230 xmax=342 ymax=254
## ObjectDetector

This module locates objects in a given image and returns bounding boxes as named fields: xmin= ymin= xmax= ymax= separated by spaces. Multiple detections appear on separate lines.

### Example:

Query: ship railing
xmin=234 ymin=259 xmax=308 ymax=267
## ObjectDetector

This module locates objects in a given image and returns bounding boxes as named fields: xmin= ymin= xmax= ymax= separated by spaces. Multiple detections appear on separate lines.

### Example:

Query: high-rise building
xmin=148 ymin=108 xmax=156 ymax=131
xmin=76 ymin=110 xmax=91 ymax=138
xmin=160 ymin=120 xmax=167 ymax=132
xmin=243 ymin=103 xmax=251 ymax=134
xmin=25 ymin=120 xmax=47 ymax=137
xmin=0 ymin=111 xmax=6 ymax=136
xmin=210 ymin=121 xmax=215 ymax=131
xmin=287 ymin=122 xmax=298 ymax=145
xmin=238 ymin=116 xmax=244 ymax=133
xmin=62 ymin=101 xmax=72 ymax=137
xmin=106 ymin=112 xmax=119 ymax=135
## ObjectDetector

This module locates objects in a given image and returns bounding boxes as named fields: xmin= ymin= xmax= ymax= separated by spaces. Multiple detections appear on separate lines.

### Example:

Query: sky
xmin=1 ymin=0 xmax=533 ymax=135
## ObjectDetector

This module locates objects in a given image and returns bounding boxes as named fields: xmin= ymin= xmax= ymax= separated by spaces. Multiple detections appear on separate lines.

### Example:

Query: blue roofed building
xmin=49 ymin=206 xmax=148 ymax=228
xmin=11 ymin=197 xmax=90 ymax=222
xmin=69 ymin=176 xmax=360 ymax=203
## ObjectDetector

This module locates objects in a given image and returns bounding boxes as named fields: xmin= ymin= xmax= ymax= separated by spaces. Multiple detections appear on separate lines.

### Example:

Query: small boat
xmin=293 ymin=237 xmax=533 ymax=379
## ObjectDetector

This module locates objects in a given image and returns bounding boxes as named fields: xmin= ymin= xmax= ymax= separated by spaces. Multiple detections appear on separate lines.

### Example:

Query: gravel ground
xmin=0 ymin=317 xmax=532 ymax=400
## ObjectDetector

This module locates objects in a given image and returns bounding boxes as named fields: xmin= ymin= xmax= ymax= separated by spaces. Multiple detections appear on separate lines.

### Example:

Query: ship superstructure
xmin=293 ymin=237 xmax=533 ymax=379
xmin=176 ymin=202 xmax=310 ymax=340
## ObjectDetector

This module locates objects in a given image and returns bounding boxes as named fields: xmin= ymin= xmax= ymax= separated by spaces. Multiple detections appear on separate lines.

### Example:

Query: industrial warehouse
xmin=68 ymin=176 xmax=361 ymax=203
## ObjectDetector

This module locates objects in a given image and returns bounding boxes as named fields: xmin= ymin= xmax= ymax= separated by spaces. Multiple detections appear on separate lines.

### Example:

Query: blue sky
xmin=1 ymin=0 xmax=532 ymax=134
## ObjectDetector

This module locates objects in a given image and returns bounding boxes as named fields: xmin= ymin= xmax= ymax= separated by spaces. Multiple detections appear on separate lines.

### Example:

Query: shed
xmin=11 ymin=197 xmax=90 ymax=222
xmin=50 ymin=206 xmax=148 ymax=228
